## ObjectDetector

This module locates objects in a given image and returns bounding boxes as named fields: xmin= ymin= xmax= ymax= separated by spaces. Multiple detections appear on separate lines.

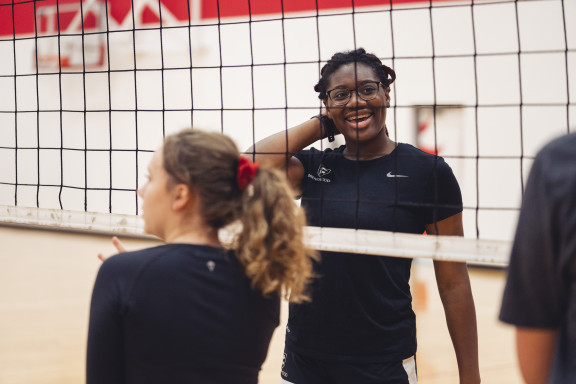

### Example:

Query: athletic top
xmin=87 ymin=244 xmax=280 ymax=384
xmin=286 ymin=143 xmax=462 ymax=362
xmin=500 ymin=133 xmax=576 ymax=383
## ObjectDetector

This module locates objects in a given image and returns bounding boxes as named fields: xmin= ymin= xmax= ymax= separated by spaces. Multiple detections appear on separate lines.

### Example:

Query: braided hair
xmin=314 ymin=48 xmax=396 ymax=100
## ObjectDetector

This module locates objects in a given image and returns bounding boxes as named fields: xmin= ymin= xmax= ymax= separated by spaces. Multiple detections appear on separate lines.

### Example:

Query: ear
xmin=171 ymin=184 xmax=192 ymax=212
xmin=384 ymin=88 xmax=391 ymax=108
xmin=323 ymin=99 xmax=334 ymax=119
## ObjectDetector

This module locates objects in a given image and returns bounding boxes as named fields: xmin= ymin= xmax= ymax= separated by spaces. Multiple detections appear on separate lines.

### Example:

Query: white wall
xmin=1 ymin=0 xmax=574 ymax=241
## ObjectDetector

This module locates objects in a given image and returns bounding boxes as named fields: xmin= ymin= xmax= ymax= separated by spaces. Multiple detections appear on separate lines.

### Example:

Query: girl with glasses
xmin=249 ymin=48 xmax=480 ymax=384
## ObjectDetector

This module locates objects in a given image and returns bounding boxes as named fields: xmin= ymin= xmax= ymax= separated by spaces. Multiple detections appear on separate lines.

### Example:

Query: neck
xmin=343 ymin=131 xmax=396 ymax=161
xmin=165 ymin=230 xmax=221 ymax=247
xmin=161 ymin=215 xmax=221 ymax=247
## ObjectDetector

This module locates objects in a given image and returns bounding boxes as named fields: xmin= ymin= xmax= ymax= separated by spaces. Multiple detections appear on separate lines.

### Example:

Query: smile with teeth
xmin=346 ymin=112 xmax=373 ymax=122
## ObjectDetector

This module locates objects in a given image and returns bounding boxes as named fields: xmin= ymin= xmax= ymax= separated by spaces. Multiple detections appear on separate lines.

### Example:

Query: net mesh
xmin=0 ymin=0 xmax=574 ymax=265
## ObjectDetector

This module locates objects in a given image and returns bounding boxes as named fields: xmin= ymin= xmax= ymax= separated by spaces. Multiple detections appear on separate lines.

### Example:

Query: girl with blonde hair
xmin=87 ymin=129 xmax=317 ymax=384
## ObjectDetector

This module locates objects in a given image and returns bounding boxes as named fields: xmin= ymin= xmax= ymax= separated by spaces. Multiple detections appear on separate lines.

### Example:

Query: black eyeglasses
xmin=326 ymin=81 xmax=384 ymax=106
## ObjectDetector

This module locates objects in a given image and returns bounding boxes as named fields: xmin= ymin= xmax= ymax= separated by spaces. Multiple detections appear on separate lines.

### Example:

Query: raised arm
xmin=246 ymin=117 xmax=326 ymax=190
xmin=426 ymin=213 xmax=481 ymax=384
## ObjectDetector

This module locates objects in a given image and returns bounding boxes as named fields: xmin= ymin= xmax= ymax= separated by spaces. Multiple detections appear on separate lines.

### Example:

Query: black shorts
xmin=280 ymin=345 xmax=417 ymax=384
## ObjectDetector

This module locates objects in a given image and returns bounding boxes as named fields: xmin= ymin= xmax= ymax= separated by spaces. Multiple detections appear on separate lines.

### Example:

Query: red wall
xmin=0 ymin=0 xmax=460 ymax=37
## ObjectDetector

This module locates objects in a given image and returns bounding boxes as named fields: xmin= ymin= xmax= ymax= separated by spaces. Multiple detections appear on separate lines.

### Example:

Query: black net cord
xmin=130 ymin=0 xmax=139 ymax=215
xmin=33 ymin=0 xmax=40 ymax=208
xmin=57 ymin=0 xmax=64 ymax=210
xmin=470 ymin=1 xmax=480 ymax=239
xmin=11 ymin=1 xmax=18 ymax=207
xmin=104 ymin=0 xmax=113 ymax=213
xmin=513 ymin=0 xmax=525 ymax=198
xmin=560 ymin=0 xmax=571 ymax=133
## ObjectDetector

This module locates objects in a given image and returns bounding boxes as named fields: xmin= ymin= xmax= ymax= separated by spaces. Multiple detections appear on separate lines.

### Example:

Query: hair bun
xmin=382 ymin=64 xmax=396 ymax=85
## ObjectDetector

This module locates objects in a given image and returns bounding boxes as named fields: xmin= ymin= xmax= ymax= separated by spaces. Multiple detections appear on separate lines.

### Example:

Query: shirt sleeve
xmin=294 ymin=148 xmax=314 ymax=174
xmin=499 ymin=149 xmax=565 ymax=328
xmin=422 ymin=157 xmax=463 ymax=224
xmin=86 ymin=257 xmax=126 ymax=384
xmin=294 ymin=148 xmax=319 ymax=195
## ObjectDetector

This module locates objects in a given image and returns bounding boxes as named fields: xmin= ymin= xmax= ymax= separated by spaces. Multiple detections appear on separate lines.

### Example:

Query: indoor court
xmin=1 ymin=0 xmax=574 ymax=383
xmin=0 ymin=225 xmax=522 ymax=383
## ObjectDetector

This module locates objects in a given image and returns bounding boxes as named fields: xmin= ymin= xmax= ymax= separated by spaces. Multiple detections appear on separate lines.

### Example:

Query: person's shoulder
xmin=532 ymin=133 xmax=576 ymax=189
xmin=395 ymin=143 xmax=449 ymax=166
xmin=532 ymin=133 xmax=576 ymax=173
xmin=295 ymin=145 xmax=345 ymax=167
xmin=548 ymin=131 xmax=576 ymax=146
xmin=301 ymin=145 xmax=345 ymax=156
xmin=397 ymin=142 xmax=435 ymax=157
xmin=99 ymin=245 xmax=169 ymax=274
xmin=538 ymin=133 xmax=576 ymax=159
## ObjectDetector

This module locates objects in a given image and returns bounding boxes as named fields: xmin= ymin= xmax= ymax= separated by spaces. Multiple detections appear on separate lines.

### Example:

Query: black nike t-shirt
xmin=286 ymin=143 xmax=462 ymax=362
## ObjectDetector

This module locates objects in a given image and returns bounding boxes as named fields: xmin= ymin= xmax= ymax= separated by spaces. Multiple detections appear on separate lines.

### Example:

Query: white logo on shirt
xmin=386 ymin=171 xmax=408 ymax=178
xmin=206 ymin=260 xmax=215 ymax=272
xmin=317 ymin=165 xmax=331 ymax=177
xmin=306 ymin=164 xmax=332 ymax=183
xmin=307 ymin=174 xmax=331 ymax=183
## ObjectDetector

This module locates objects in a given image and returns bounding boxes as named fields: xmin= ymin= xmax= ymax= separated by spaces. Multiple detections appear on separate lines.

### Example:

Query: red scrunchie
xmin=237 ymin=156 xmax=260 ymax=191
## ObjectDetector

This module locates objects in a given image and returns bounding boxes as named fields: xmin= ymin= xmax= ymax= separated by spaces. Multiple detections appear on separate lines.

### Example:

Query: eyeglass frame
xmin=326 ymin=80 xmax=385 ymax=106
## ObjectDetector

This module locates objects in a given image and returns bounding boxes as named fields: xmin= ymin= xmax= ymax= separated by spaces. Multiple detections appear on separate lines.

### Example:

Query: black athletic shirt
xmin=87 ymin=244 xmax=280 ymax=384
xmin=500 ymin=133 xmax=576 ymax=383
xmin=286 ymin=143 xmax=462 ymax=362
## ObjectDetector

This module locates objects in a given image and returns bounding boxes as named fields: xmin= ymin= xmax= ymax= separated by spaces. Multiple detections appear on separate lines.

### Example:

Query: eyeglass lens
xmin=328 ymin=82 xmax=381 ymax=105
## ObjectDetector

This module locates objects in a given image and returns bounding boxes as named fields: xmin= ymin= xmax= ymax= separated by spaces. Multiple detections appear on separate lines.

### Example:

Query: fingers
xmin=111 ymin=236 xmax=127 ymax=253
xmin=97 ymin=237 xmax=127 ymax=264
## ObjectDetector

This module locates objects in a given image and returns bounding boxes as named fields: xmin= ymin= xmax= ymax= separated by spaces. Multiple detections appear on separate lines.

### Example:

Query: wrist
xmin=459 ymin=370 xmax=481 ymax=384
xmin=310 ymin=114 xmax=336 ymax=142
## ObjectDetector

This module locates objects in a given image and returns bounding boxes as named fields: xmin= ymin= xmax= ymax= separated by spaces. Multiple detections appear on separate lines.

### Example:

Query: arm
xmin=426 ymin=213 xmax=481 ymax=384
xmin=516 ymin=327 xmax=557 ymax=384
xmin=86 ymin=260 xmax=125 ymax=384
xmin=499 ymin=139 xmax=570 ymax=383
xmin=246 ymin=118 xmax=325 ymax=189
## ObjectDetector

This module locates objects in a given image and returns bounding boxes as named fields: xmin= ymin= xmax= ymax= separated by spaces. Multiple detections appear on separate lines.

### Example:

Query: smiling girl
xmin=250 ymin=48 xmax=480 ymax=384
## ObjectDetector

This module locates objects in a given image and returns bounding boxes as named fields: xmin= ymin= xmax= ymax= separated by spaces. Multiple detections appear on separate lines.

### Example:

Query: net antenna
xmin=35 ymin=0 xmax=106 ymax=72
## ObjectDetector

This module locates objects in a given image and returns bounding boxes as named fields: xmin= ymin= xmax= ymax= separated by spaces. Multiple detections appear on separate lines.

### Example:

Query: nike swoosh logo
xmin=386 ymin=171 xmax=408 ymax=178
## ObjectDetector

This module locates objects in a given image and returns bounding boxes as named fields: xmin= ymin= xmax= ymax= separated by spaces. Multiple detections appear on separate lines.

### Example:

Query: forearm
xmin=516 ymin=327 xmax=557 ymax=384
xmin=435 ymin=262 xmax=480 ymax=383
xmin=246 ymin=118 xmax=324 ymax=169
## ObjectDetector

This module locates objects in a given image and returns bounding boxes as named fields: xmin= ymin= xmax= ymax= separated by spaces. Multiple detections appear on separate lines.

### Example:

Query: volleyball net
xmin=0 ymin=0 xmax=574 ymax=265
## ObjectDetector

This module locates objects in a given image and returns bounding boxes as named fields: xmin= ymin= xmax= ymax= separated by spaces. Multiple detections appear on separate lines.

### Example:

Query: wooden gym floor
xmin=0 ymin=225 xmax=522 ymax=383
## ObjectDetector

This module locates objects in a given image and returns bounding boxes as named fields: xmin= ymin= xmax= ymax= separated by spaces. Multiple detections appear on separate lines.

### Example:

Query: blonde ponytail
xmin=235 ymin=167 xmax=318 ymax=303
xmin=163 ymin=129 xmax=317 ymax=303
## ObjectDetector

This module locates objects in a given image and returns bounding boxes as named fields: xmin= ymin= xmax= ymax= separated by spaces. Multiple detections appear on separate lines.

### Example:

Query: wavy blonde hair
xmin=162 ymin=129 xmax=318 ymax=303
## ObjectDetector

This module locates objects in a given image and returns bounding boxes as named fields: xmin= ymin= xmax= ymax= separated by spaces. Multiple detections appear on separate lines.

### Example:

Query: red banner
xmin=0 ymin=0 xmax=459 ymax=37
xmin=202 ymin=0 xmax=434 ymax=19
